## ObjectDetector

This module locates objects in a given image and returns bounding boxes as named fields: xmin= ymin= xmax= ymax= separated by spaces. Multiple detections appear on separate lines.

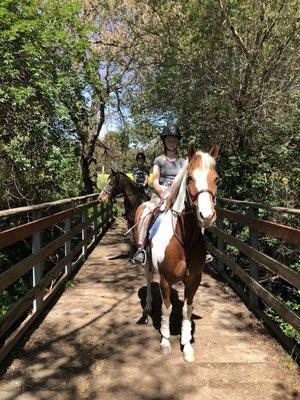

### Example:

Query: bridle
xmin=102 ymin=187 xmax=113 ymax=196
xmin=102 ymin=174 xmax=138 ymax=198
xmin=170 ymin=184 xmax=216 ymax=253
xmin=186 ymin=188 xmax=216 ymax=208
xmin=101 ymin=174 xmax=148 ymax=222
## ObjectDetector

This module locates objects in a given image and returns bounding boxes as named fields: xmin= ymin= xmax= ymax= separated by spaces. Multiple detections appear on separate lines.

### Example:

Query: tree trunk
xmin=79 ymin=102 xmax=105 ymax=194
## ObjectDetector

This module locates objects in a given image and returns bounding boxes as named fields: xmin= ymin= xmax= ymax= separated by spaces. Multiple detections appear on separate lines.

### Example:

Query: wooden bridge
xmin=0 ymin=194 xmax=299 ymax=399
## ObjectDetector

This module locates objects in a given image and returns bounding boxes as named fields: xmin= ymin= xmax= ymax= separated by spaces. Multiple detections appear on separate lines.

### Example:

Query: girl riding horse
xmin=132 ymin=124 xmax=185 ymax=264
xmin=133 ymin=142 xmax=219 ymax=362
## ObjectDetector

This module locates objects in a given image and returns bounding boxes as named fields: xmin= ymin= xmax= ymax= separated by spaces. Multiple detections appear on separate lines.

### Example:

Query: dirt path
xmin=0 ymin=219 xmax=299 ymax=400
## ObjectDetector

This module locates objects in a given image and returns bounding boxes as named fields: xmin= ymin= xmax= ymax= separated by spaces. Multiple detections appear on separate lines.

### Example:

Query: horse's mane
xmin=169 ymin=159 xmax=188 ymax=213
xmin=117 ymin=171 xmax=140 ymax=190
xmin=169 ymin=151 xmax=216 ymax=212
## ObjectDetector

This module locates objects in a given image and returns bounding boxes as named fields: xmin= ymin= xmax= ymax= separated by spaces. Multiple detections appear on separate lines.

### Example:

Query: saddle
xmin=148 ymin=209 xmax=162 ymax=241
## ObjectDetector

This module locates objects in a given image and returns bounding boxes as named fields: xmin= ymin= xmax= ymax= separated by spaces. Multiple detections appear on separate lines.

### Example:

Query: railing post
xmin=249 ymin=206 xmax=259 ymax=309
xmin=98 ymin=202 xmax=103 ymax=236
xmin=216 ymin=198 xmax=225 ymax=272
xmin=32 ymin=210 xmax=43 ymax=311
xmin=81 ymin=207 xmax=87 ymax=257
xmin=103 ymin=202 xmax=107 ymax=227
xmin=64 ymin=217 xmax=71 ymax=275
xmin=93 ymin=204 xmax=97 ymax=242
xmin=109 ymin=199 xmax=114 ymax=224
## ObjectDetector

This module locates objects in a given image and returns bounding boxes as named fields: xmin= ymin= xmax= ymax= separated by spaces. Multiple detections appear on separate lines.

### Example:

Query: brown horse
xmin=133 ymin=144 xmax=219 ymax=362
xmin=98 ymin=169 xmax=149 ymax=228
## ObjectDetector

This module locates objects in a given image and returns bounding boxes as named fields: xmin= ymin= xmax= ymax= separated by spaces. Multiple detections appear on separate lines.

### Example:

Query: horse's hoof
xmin=137 ymin=315 xmax=148 ymax=324
xmin=161 ymin=344 xmax=171 ymax=356
xmin=144 ymin=307 xmax=152 ymax=316
xmin=183 ymin=343 xmax=195 ymax=362
xmin=183 ymin=351 xmax=195 ymax=363
xmin=160 ymin=338 xmax=171 ymax=355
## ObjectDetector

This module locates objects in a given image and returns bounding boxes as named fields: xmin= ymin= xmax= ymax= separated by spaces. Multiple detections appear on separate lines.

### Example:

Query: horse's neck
xmin=120 ymin=177 xmax=143 ymax=207
xmin=179 ymin=209 xmax=203 ymax=241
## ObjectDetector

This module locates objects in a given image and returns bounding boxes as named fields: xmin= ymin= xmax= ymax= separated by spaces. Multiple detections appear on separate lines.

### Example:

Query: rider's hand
xmin=159 ymin=192 xmax=170 ymax=211
xmin=161 ymin=193 xmax=170 ymax=200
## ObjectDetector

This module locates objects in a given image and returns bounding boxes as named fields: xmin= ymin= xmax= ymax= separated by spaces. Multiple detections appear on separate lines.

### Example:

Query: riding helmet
xmin=160 ymin=124 xmax=181 ymax=140
xmin=136 ymin=152 xmax=146 ymax=161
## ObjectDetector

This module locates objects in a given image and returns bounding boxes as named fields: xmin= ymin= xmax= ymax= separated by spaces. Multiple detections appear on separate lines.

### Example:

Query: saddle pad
xmin=148 ymin=212 xmax=162 ymax=241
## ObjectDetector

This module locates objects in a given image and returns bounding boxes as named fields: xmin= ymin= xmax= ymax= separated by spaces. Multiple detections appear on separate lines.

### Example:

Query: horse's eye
xmin=215 ymin=176 xmax=219 ymax=182
xmin=187 ymin=176 xmax=192 ymax=183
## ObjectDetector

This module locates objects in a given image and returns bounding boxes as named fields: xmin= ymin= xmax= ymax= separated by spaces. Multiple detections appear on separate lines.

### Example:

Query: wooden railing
xmin=0 ymin=194 xmax=114 ymax=364
xmin=207 ymin=198 xmax=300 ymax=358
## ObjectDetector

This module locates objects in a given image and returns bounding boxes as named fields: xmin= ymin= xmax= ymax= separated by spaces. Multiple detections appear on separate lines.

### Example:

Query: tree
xmin=106 ymin=0 xmax=299 ymax=205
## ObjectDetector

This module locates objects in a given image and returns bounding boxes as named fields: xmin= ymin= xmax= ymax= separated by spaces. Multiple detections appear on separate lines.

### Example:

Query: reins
xmin=170 ymin=207 xmax=202 ymax=258
xmin=170 ymin=186 xmax=215 ymax=259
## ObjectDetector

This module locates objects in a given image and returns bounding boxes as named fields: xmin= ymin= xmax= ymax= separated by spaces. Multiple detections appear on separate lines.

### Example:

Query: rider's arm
xmin=153 ymin=164 xmax=164 ymax=198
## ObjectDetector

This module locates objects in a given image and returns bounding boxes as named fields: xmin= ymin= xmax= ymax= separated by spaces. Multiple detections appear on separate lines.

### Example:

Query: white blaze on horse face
xmin=193 ymin=153 xmax=215 ymax=223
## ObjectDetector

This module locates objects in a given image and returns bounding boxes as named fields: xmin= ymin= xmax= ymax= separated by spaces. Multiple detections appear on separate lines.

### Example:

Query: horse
xmin=133 ymin=144 xmax=219 ymax=362
xmin=98 ymin=169 xmax=149 ymax=228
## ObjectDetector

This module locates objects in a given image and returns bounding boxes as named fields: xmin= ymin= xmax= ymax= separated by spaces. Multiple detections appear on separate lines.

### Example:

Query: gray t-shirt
xmin=153 ymin=155 xmax=186 ymax=184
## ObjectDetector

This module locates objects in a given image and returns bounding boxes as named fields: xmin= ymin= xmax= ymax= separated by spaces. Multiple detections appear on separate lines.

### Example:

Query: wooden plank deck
xmin=0 ymin=219 xmax=299 ymax=400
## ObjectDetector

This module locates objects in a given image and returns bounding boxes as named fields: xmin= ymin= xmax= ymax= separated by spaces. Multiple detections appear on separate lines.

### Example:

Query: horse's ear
xmin=209 ymin=145 xmax=219 ymax=160
xmin=188 ymin=144 xmax=197 ymax=161
xmin=110 ymin=167 xmax=116 ymax=175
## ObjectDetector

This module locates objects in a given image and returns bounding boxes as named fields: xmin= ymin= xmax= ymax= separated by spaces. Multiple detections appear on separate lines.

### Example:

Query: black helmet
xmin=160 ymin=124 xmax=181 ymax=140
xmin=136 ymin=152 xmax=146 ymax=161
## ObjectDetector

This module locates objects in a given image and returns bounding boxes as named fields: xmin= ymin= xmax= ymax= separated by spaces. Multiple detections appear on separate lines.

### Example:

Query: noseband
xmin=187 ymin=188 xmax=216 ymax=207
xmin=102 ymin=187 xmax=113 ymax=196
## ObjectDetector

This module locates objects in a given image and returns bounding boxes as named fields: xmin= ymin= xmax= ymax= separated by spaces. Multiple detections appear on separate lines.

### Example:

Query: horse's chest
xmin=151 ymin=211 xmax=178 ymax=268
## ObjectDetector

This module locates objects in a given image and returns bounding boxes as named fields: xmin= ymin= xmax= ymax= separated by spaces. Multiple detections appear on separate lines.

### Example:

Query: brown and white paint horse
xmin=134 ymin=144 xmax=219 ymax=362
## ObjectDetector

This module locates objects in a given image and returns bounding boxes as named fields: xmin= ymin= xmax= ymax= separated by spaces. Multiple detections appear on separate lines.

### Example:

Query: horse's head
xmin=98 ymin=168 xmax=121 ymax=202
xmin=186 ymin=144 xmax=219 ymax=228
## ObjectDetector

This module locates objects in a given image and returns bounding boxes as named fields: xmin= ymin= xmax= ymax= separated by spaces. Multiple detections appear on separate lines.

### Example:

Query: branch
xmin=258 ymin=0 xmax=286 ymax=47
xmin=219 ymin=0 xmax=250 ymax=57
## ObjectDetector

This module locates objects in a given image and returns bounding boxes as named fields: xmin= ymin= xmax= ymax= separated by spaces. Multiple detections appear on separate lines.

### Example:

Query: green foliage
xmin=122 ymin=0 xmax=299 ymax=207
xmin=266 ymin=305 xmax=300 ymax=345
xmin=0 ymin=290 xmax=14 ymax=318
xmin=0 ymin=0 xmax=94 ymax=208
xmin=65 ymin=279 xmax=79 ymax=290
xmin=112 ymin=201 xmax=123 ymax=218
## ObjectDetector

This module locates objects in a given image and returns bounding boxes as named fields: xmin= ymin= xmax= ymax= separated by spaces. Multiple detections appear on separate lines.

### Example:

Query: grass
xmin=65 ymin=279 xmax=79 ymax=289
xmin=97 ymin=172 xmax=153 ymax=190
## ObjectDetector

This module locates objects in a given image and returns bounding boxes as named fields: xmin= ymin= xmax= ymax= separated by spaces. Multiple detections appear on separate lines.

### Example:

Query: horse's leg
xmin=143 ymin=259 xmax=153 ymax=317
xmin=159 ymin=275 xmax=172 ymax=355
xmin=182 ymin=273 xmax=202 ymax=362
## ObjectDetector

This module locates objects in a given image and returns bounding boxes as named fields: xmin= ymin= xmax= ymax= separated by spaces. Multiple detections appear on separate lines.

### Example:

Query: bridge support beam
xmin=64 ymin=217 xmax=71 ymax=275
xmin=32 ymin=210 xmax=43 ymax=312
xmin=216 ymin=199 xmax=225 ymax=272
xmin=249 ymin=207 xmax=259 ymax=309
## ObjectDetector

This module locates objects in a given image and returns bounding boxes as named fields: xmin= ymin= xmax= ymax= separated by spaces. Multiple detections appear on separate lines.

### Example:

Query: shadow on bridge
xmin=0 ymin=222 xmax=299 ymax=400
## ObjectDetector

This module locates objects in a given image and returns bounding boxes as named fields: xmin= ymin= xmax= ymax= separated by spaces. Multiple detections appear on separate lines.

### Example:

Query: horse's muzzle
xmin=98 ymin=192 xmax=109 ymax=202
xmin=199 ymin=211 xmax=216 ymax=228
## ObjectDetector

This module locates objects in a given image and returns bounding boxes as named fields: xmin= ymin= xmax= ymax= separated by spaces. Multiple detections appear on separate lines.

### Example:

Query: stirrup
xmin=132 ymin=248 xmax=147 ymax=266
xmin=205 ymin=253 xmax=214 ymax=264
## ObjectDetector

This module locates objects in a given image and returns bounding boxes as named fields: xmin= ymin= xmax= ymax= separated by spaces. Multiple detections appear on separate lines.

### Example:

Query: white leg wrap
xmin=161 ymin=304 xmax=172 ymax=340
xmin=181 ymin=319 xmax=192 ymax=345
xmin=181 ymin=300 xmax=193 ymax=345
